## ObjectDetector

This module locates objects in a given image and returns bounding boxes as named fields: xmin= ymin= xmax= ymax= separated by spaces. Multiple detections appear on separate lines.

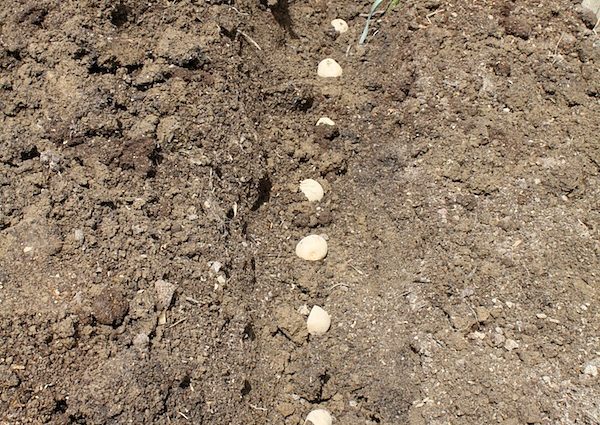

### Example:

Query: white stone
xmin=504 ymin=339 xmax=519 ymax=351
xmin=316 ymin=117 xmax=335 ymax=126
xmin=306 ymin=409 xmax=332 ymax=425
xmin=155 ymin=279 xmax=176 ymax=310
xmin=307 ymin=306 xmax=331 ymax=335
xmin=158 ymin=310 xmax=167 ymax=325
xmin=331 ymin=18 xmax=349 ymax=33
xmin=583 ymin=364 xmax=598 ymax=377
xmin=295 ymin=235 xmax=328 ymax=261
xmin=317 ymin=58 xmax=342 ymax=78
xmin=583 ymin=358 xmax=600 ymax=377
xmin=298 ymin=304 xmax=311 ymax=316
xmin=210 ymin=261 xmax=223 ymax=273
xmin=74 ymin=229 xmax=84 ymax=242
xmin=299 ymin=179 xmax=324 ymax=202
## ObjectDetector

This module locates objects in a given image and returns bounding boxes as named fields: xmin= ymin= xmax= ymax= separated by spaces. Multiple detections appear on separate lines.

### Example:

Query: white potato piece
xmin=331 ymin=18 xmax=349 ymax=33
xmin=317 ymin=59 xmax=342 ymax=78
xmin=307 ymin=306 xmax=331 ymax=335
xmin=296 ymin=235 xmax=328 ymax=261
xmin=299 ymin=179 xmax=324 ymax=202
xmin=306 ymin=409 xmax=333 ymax=425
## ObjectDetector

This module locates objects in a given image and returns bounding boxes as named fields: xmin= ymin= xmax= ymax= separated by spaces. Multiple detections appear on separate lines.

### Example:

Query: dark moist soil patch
xmin=1 ymin=0 xmax=599 ymax=423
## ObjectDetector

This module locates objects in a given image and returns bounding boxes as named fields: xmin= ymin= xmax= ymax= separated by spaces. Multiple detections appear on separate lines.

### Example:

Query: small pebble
xmin=316 ymin=117 xmax=335 ymax=126
xmin=210 ymin=261 xmax=223 ymax=273
xmin=298 ymin=304 xmax=311 ymax=316
xmin=307 ymin=306 xmax=331 ymax=335
xmin=154 ymin=279 xmax=176 ymax=311
xmin=74 ymin=229 xmax=85 ymax=242
xmin=331 ymin=18 xmax=349 ymax=33
xmin=158 ymin=310 xmax=167 ymax=325
xmin=583 ymin=358 xmax=600 ymax=377
xmin=583 ymin=364 xmax=598 ymax=377
xmin=317 ymin=58 xmax=343 ymax=78
xmin=504 ymin=339 xmax=519 ymax=351
xmin=468 ymin=331 xmax=486 ymax=340
xmin=306 ymin=409 xmax=332 ymax=425
xmin=296 ymin=235 xmax=328 ymax=261
xmin=300 ymin=179 xmax=324 ymax=202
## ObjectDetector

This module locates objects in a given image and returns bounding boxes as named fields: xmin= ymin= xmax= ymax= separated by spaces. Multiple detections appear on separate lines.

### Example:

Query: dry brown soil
xmin=1 ymin=0 xmax=600 ymax=424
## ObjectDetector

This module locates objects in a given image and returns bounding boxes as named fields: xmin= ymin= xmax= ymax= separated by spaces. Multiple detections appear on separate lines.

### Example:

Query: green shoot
xmin=359 ymin=0 xmax=402 ymax=44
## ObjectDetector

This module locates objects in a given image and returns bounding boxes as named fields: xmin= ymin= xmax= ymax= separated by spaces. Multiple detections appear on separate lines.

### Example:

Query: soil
xmin=1 ymin=0 xmax=599 ymax=424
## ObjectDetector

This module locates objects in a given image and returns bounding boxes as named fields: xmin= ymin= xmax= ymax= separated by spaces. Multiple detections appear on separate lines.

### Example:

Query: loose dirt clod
xmin=582 ymin=0 xmax=600 ymax=19
xmin=331 ymin=19 xmax=349 ymax=33
xmin=305 ymin=408 xmax=333 ymax=425
xmin=307 ymin=306 xmax=331 ymax=335
xmin=317 ymin=59 xmax=343 ymax=78
xmin=296 ymin=235 xmax=328 ymax=261
xmin=300 ymin=179 xmax=324 ymax=202
xmin=92 ymin=288 xmax=129 ymax=326
xmin=316 ymin=117 xmax=335 ymax=126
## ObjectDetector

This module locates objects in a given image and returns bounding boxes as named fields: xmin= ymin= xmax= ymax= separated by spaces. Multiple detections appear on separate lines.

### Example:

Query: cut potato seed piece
xmin=307 ymin=306 xmax=331 ymax=335
xmin=296 ymin=235 xmax=328 ymax=261
xmin=331 ymin=18 xmax=349 ymax=33
xmin=306 ymin=409 xmax=333 ymax=425
xmin=300 ymin=179 xmax=324 ymax=202
xmin=317 ymin=59 xmax=342 ymax=78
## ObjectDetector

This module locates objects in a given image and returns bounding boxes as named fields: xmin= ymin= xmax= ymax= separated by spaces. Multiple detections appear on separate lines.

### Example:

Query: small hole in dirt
xmin=72 ymin=48 xmax=88 ymax=61
xmin=88 ymin=60 xmax=117 ymax=75
xmin=179 ymin=375 xmax=191 ymax=389
xmin=110 ymin=3 xmax=130 ymax=27
xmin=68 ymin=414 xmax=86 ymax=424
xmin=148 ymin=146 xmax=162 ymax=167
xmin=20 ymin=146 xmax=39 ymax=161
xmin=54 ymin=399 xmax=68 ymax=414
xmin=242 ymin=323 xmax=255 ymax=341
xmin=146 ymin=146 xmax=163 ymax=178
xmin=241 ymin=379 xmax=252 ymax=396
xmin=99 ymin=201 xmax=117 ymax=209
xmin=7 ymin=50 xmax=22 ymax=61
xmin=293 ymin=95 xmax=314 ymax=112
xmin=213 ymin=166 xmax=223 ymax=179
xmin=251 ymin=175 xmax=272 ymax=211
xmin=124 ymin=64 xmax=143 ymax=74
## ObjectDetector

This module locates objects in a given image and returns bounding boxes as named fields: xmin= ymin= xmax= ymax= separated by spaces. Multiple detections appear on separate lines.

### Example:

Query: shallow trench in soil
xmin=1 ymin=0 xmax=600 ymax=424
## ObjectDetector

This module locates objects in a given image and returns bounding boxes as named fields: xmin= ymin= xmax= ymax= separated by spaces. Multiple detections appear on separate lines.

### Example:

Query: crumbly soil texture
xmin=1 ymin=0 xmax=599 ymax=424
